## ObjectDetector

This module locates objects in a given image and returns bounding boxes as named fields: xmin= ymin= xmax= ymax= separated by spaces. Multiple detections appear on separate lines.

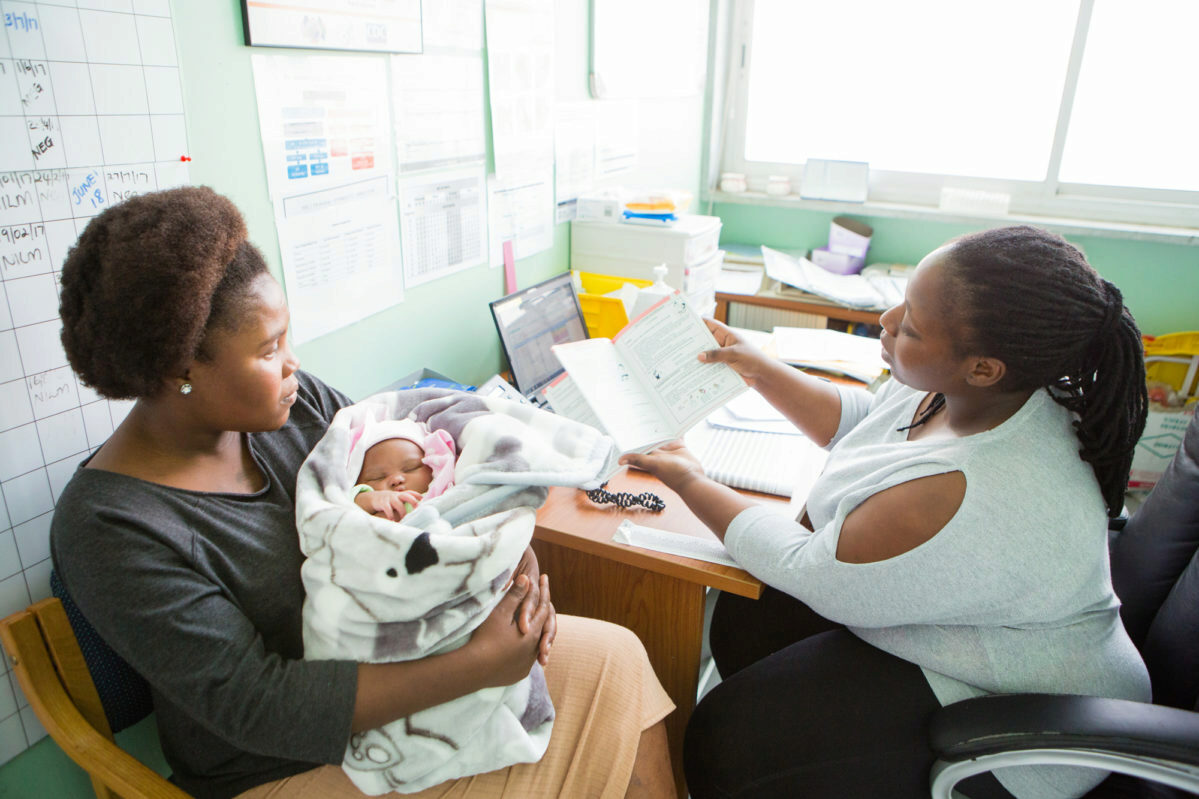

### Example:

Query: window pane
xmin=1059 ymin=1 xmax=1199 ymax=191
xmin=744 ymin=1 xmax=1077 ymax=181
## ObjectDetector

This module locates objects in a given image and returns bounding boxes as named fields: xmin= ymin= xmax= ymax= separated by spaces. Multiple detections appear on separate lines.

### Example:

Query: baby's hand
xmin=354 ymin=489 xmax=423 ymax=521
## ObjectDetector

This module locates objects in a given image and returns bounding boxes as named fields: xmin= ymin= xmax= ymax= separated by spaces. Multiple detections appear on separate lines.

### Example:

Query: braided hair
xmin=940 ymin=226 xmax=1146 ymax=518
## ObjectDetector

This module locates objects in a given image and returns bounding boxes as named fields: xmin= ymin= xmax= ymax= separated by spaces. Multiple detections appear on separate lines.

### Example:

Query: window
xmin=719 ymin=0 xmax=1199 ymax=228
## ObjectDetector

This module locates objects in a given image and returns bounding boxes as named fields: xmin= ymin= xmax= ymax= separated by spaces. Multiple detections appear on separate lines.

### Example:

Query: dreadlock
xmin=940 ymin=226 xmax=1147 ymax=518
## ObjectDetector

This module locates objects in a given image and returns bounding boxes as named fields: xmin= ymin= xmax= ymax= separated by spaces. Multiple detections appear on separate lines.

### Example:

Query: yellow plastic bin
xmin=1144 ymin=331 xmax=1199 ymax=398
xmin=573 ymin=270 xmax=651 ymax=338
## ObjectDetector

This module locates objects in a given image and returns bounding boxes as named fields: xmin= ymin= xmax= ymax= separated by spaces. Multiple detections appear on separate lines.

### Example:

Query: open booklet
xmin=546 ymin=291 xmax=748 ymax=455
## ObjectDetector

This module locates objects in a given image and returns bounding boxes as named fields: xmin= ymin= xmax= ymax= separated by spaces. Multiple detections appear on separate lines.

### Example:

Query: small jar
xmin=719 ymin=172 xmax=747 ymax=193
xmin=766 ymin=175 xmax=791 ymax=196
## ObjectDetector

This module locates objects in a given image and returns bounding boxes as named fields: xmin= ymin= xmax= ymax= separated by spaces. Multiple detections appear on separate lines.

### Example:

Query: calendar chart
xmin=0 ymin=0 xmax=188 ymax=762
xmin=398 ymin=168 xmax=487 ymax=288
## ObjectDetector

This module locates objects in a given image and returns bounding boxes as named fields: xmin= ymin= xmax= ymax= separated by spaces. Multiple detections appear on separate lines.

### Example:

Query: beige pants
xmin=236 ymin=615 xmax=674 ymax=799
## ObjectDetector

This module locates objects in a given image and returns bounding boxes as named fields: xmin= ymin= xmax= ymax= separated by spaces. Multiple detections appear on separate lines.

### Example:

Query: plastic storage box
xmin=573 ymin=271 xmax=652 ymax=338
xmin=571 ymin=214 xmax=723 ymax=285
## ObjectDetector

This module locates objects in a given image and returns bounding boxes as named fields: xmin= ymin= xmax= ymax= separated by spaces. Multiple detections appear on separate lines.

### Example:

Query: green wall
xmin=172 ymin=0 xmax=705 ymax=401
xmin=714 ymin=203 xmax=1199 ymax=336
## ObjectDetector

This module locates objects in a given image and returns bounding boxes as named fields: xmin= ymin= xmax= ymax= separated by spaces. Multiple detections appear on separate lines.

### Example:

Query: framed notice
xmin=241 ymin=0 xmax=423 ymax=53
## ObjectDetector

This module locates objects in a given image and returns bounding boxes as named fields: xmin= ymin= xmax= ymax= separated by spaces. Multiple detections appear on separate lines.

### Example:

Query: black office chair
xmin=929 ymin=409 xmax=1199 ymax=798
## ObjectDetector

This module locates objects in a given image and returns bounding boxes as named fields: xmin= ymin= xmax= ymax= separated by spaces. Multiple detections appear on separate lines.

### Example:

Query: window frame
xmin=714 ymin=0 xmax=1199 ymax=231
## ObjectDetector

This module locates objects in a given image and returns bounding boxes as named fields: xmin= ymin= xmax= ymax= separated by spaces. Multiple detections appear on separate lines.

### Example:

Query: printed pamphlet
xmin=546 ymin=292 xmax=747 ymax=454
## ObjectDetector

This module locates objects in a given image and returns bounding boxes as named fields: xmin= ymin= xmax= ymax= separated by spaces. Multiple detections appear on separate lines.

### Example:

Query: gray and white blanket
xmin=296 ymin=388 xmax=618 ymax=795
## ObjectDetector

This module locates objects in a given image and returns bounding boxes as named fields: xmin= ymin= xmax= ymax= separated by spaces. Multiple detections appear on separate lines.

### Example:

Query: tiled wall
xmin=0 ymin=0 xmax=178 ymax=764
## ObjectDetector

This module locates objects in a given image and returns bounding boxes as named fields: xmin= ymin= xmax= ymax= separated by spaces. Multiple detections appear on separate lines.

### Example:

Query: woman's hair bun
xmin=59 ymin=186 xmax=247 ymax=399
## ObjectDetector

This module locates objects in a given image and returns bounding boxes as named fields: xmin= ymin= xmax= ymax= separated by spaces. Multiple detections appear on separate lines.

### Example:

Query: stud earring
xmin=179 ymin=382 xmax=193 ymax=395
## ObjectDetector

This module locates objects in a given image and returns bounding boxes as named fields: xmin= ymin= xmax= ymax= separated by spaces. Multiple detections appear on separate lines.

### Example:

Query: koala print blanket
xmin=296 ymin=388 xmax=619 ymax=795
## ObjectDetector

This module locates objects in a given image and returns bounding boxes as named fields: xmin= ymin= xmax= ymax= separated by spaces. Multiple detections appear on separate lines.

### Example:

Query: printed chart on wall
xmin=0 ymin=0 xmax=189 ymax=760
xmin=484 ymin=0 xmax=554 ymax=267
xmin=251 ymin=53 xmax=403 ymax=345
xmin=392 ymin=0 xmax=488 ymax=288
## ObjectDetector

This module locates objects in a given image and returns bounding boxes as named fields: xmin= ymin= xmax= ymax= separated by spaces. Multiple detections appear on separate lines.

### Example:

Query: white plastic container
xmin=571 ymin=214 xmax=723 ymax=272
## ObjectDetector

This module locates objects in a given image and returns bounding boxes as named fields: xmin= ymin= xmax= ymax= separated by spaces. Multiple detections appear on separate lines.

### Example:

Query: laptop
xmin=488 ymin=272 xmax=590 ymax=408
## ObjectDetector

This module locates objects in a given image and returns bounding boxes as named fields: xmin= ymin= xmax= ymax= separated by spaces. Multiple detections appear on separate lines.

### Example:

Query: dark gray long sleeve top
xmin=50 ymin=371 xmax=358 ymax=798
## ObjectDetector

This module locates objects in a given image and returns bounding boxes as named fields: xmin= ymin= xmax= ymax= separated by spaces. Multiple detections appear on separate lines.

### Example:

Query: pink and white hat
xmin=348 ymin=417 xmax=456 ymax=499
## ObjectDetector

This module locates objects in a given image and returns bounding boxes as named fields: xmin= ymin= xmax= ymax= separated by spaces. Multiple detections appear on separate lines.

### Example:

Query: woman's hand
xmin=620 ymin=440 xmax=705 ymax=493
xmin=354 ymin=489 xmax=422 ymax=520
xmin=699 ymin=318 xmax=774 ymax=386
xmin=513 ymin=547 xmax=556 ymax=665
xmin=470 ymin=573 xmax=552 ymax=687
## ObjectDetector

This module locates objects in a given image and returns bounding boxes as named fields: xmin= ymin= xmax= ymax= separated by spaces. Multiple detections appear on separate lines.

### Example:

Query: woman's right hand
xmin=699 ymin=318 xmax=773 ymax=386
xmin=469 ymin=573 xmax=552 ymax=687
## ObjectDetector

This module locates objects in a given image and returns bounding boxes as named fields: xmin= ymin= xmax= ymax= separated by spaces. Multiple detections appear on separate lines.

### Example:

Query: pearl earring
xmin=179 ymin=382 xmax=193 ymax=395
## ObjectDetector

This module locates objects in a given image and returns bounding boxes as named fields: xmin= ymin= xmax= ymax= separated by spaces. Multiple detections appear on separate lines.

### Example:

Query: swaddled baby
xmin=297 ymin=396 xmax=566 ymax=794
xmin=349 ymin=418 xmax=456 ymax=521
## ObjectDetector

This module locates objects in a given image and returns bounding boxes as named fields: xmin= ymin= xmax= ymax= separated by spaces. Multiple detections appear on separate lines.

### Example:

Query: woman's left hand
xmin=514 ymin=546 xmax=555 ymax=665
xmin=619 ymin=440 xmax=705 ymax=493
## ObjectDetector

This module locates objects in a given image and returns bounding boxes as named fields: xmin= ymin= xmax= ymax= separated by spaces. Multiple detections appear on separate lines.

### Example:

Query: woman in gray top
xmin=50 ymin=187 xmax=675 ymax=798
xmin=623 ymin=226 xmax=1150 ymax=799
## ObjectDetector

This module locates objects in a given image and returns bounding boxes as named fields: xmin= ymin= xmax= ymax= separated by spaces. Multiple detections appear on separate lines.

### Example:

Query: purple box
xmin=828 ymin=216 xmax=873 ymax=258
xmin=811 ymin=247 xmax=865 ymax=275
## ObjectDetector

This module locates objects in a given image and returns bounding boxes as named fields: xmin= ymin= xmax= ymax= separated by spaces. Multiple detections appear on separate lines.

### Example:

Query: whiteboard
xmin=588 ymin=0 xmax=709 ymax=99
xmin=0 ymin=0 xmax=189 ymax=761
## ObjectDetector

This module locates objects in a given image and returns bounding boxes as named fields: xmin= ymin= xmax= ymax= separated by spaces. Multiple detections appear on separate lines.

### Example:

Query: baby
xmin=350 ymin=419 xmax=456 ymax=521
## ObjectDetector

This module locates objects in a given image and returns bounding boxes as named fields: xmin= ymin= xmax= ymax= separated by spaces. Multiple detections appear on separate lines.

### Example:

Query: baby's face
xmin=357 ymin=438 xmax=433 ymax=494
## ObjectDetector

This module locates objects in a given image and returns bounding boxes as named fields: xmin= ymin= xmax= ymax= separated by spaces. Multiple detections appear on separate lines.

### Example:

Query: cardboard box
xmin=1128 ymin=405 xmax=1196 ymax=489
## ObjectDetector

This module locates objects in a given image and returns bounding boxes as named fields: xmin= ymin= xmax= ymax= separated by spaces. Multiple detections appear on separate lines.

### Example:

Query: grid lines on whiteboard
xmin=0 ymin=0 xmax=187 ymax=764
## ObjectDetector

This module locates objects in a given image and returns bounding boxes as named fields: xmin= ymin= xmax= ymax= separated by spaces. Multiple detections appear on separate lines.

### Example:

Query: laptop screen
xmin=489 ymin=273 xmax=589 ymax=397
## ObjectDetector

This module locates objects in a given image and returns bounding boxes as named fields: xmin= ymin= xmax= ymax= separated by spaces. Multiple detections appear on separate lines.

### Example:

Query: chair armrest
xmin=930 ymin=693 xmax=1199 ymax=768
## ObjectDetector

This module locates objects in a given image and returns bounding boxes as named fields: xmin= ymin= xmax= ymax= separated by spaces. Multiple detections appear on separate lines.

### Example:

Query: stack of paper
xmin=772 ymin=327 xmax=887 ymax=384
xmin=685 ymin=416 xmax=828 ymax=498
xmin=762 ymin=246 xmax=885 ymax=309
xmin=715 ymin=265 xmax=765 ymax=295
xmin=706 ymin=389 xmax=802 ymax=436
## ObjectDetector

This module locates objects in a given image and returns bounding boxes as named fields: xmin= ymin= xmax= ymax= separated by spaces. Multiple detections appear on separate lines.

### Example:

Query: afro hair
xmin=59 ymin=186 xmax=250 ymax=399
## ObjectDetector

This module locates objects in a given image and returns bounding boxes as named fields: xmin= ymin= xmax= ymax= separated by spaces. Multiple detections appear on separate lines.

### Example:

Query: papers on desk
xmin=715 ymin=264 xmax=765 ymax=295
xmin=708 ymin=389 xmax=802 ymax=435
xmin=685 ymin=409 xmax=829 ymax=498
xmin=614 ymin=520 xmax=738 ymax=568
xmin=763 ymin=246 xmax=886 ymax=309
xmin=773 ymin=327 xmax=887 ymax=384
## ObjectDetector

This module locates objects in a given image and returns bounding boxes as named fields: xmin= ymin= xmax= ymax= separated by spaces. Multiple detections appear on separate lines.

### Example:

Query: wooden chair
xmin=0 ymin=597 xmax=190 ymax=799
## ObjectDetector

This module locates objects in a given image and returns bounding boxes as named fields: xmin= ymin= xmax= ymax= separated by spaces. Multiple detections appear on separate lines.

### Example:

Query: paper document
xmin=773 ymin=327 xmax=887 ymax=383
xmin=274 ymin=176 xmax=403 ymax=344
xmin=706 ymin=408 xmax=801 ymax=435
xmin=548 ymin=292 xmax=747 ymax=454
xmin=398 ymin=168 xmax=487 ymax=287
xmin=716 ymin=266 xmax=764 ymax=295
xmin=613 ymin=520 xmax=737 ymax=567
xmin=706 ymin=389 xmax=802 ymax=435
xmin=763 ymin=246 xmax=885 ymax=309
xmin=484 ymin=0 xmax=554 ymax=183
xmin=685 ymin=423 xmax=827 ymax=498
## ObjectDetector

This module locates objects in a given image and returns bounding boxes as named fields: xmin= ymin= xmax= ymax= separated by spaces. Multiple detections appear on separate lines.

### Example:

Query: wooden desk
xmin=715 ymin=288 xmax=883 ymax=328
xmin=533 ymin=467 xmax=789 ymax=798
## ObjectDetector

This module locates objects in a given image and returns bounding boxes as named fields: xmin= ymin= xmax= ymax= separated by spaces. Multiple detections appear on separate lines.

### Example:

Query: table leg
xmin=533 ymin=539 xmax=705 ymax=799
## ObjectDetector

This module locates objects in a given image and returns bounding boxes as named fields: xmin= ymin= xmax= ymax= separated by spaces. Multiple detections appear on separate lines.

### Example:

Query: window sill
xmin=705 ymin=190 xmax=1199 ymax=247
